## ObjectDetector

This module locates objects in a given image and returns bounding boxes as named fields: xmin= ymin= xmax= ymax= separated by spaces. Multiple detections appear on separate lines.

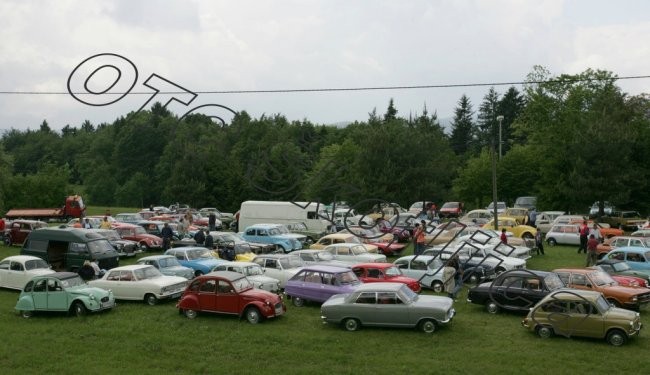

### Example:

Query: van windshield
xmin=87 ymin=239 xmax=117 ymax=256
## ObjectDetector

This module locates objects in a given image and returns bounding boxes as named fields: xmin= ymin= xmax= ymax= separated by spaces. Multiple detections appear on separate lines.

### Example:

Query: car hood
xmin=241 ymin=287 xmax=281 ymax=302
xmin=601 ymin=284 xmax=650 ymax=296
xmin=193 ymin=258 xmax=224 ymax=267
xmin=604 ymin=306 xmax=640 ymax=320
xmin=412 ymin=295 xmax=454 ymax=309
xmin=248 ymin=275 xmax=280 ymax=284
xmin=384 ymin=275 xmax=419 ymax=284
xmin=163 ymin=265 xmax=194 ymax=275
xmin=69 ymin=285 xmax=111 ymax=297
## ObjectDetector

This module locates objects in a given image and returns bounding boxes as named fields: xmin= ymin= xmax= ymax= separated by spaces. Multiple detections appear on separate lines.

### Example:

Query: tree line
xmin=1 ymin=67 xmax=649 ymax=216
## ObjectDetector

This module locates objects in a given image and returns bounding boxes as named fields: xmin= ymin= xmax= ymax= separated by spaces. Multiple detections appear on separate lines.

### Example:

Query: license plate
xmin=171 ymin=292 xmax=182 ymax=299
xmin=275 ymin=307 xmax=284 ymax=315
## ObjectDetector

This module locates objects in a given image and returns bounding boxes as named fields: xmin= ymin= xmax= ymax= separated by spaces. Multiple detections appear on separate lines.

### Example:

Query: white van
xmin=238 ymin=201 xmax=330 ymax=233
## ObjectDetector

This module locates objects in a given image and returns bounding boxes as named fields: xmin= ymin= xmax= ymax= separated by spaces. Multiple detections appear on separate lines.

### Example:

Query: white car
xmin=290 ymin=249 xmax=351 ymax=268
xmin=453 ymin=234 xmax=532 ymax=260
xmin=393 ymin=255 xmax=447 ymax=292
xmin=424 ymin=245 xmax=527 ymax=274
xmin=0 ymin=255 xmax=55 ymax=290
xmin=322 ymin=243 xmax=387 ymax=265
xmin=544 ymin=224 xmax=581 ymax=246
xmin=89 ymin=264 xmax=188 ymax=305
xmin=252 ymin=254 xmax=305 ymax=288
xmin=212 ymin=261 xmax=281 ymax=293
xmin=535 ymin=211 xmax=566 ymax=234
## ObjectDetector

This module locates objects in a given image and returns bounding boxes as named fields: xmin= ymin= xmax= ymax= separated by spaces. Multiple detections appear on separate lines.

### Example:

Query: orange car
xmin=568 ymin=220 xmax=623 ymax=239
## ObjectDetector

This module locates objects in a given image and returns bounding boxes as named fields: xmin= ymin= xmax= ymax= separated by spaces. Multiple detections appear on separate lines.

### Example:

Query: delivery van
xmin=238 ymin=201 xmax=330 ymax=233
xmin=20 ymin=227 xmax=120 ymax=272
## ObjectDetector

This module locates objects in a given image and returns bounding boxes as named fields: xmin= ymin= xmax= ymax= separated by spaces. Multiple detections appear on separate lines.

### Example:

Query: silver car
xmin=212 ymin=261 xmax=281 ymax=293
xmin=321 ymin=282 xmax=455 ymax=333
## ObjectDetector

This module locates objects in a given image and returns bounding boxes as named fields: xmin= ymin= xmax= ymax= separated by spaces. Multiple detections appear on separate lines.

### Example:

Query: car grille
xmin=638 ymin=292 xmax=650 ymax=304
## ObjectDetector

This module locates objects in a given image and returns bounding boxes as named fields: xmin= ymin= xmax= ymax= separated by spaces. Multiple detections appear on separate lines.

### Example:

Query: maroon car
xmin=352 ymin=263 xmax=422 ymax=293
xmin=177 ymin=271 xmax=286 ymax=323
xmin=3 ymin=220 xmax=48 ymax=246
xmin=113 ymin=223 xmax=163 ymax=251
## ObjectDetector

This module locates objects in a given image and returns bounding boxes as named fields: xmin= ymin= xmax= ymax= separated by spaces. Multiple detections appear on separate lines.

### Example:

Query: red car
xmin=113 ymin=223 xmax=163 ymax=251
xmin=352 ymin=263 xmax=422 ymax=293
xmin=439 ymin=202 xmax=463 ymax=218
xmin=341 ymin=227 xmax=407 ymax=256
xmin=177 ymin=271 xmax=286 ymax=323
xmin=3 ymin=219 xmax=48 ymax=246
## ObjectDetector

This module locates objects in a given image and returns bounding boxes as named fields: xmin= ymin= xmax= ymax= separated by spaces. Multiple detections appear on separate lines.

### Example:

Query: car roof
xmin=216 ymin=261 xmax=257 ymax=267
xmin=107 ymin=264 xmax=152 ymax=271
xmin=610 ymin=246 xmax=649 ymax=253
xmin=138 ymin=255 xmax=174 ymax=261
xmin=320 ymin=233 xmax=354 ymax=239
xmin=254 ymin=254 xmax=293 ymax=259
xmin=203 ymin=270 xmax=245 ymax=281
xmin=167 ymin=246 xmax=209 ymax=253
xmin=352 ymin=262 xmax=393 ymax=269
xmin=355 ymin=282 xmax=405 ymax=292
xmin=245 ymin=223 xmax=283 ymax=229
xmin=545 ymin=289 xmax=602 ymax=302
xmin=1 ymin=255 xmax=46 ymax=263
xmin=298 ymin=264 xmax=352 ymax=273
xmin=500 ymin=269 xmax=551 ymax=278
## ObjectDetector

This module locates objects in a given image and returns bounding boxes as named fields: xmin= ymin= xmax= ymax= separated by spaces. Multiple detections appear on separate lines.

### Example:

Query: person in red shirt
xmin=0 ymin=217 xmax=5 ymax=244
xmin=586 ymin=234 xmax=599 ymax=266
xmin=500 ymin=228 xmax=508 ymax=244
xmin=578 ymin=221 xmax=590 ymax=254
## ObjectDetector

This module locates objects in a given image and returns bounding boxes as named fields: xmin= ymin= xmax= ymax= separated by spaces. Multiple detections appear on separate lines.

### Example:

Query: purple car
xmin=285 ymin=265 xmax=361 ymax=307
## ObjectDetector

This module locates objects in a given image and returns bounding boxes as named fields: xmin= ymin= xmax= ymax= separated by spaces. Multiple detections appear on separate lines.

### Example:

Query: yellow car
xmin=483 ymin=216 xmax=537 ymax=239
xmin=504 ymin=207 xmax=529 ymax=225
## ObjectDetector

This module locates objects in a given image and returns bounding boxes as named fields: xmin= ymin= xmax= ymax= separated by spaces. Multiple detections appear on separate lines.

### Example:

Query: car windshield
xmin=397 ymin=284 xmax=417 ymax=303
xmin=589 ymin=271 xmax=616 ymax=286
xmin=611 ymin=262 xmax=631 ymax=272
xmin=544 ymin=274 xmax=565 ymax=290
xmin=442 ymin=202 xmax=459 ymax=209
xmin=132 ymin=226 xmax=147 ymax=235
xmin=244 ymin=265 xmax=263 ymax=276
xmin=158 ymin=257 xmax=181 ymax=268
xmin=350 ymin=245 xmax=368 ymax=255
xmin=279 ymin=257 xmax=306 ymax=269
xmin=595 ymin=294 xmax=611 ymax=312
xmin=232 ymin=277 xmax=253 ymax=292
xmin=134 ymin=266 xmax=163 ymax=280
xmin=335 ymin=271 xmax=360 ymax=286
xmin=61 ymin=275 xmax=85 ymax=288
xmin=218 ymin=233 xmax=244 ymax=244
xmin=316 ymin=252 xmax=334 ymax=261
xmin=98 ymin=230 xmax=121 ymax=241
xmin=186 ymin=249 xmax=213 ymax=260
xmin=384 ymin=266 xmax=402 ymax=276
xmin=24 ymin=259 xmax=49 ymax=270
xmin=87 ymin=239 xmax=117 ymax=256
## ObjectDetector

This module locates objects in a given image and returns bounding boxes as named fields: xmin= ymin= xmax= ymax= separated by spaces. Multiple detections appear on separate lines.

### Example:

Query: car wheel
xmin=305 ymin=237 xmax=314 ymax=246
xmin=606 ymin=329 xmax=627 ymax=346
xmin=184 ymin=309 xmax=198 ymax=319
xmin=522 ymin=232 xmax=534 ymax=240
xmin=420 ymin=319 xmax=437 ymax=334
xmin=292 ymin=297 xmax=305 ymax=307
xmin=431 ymin=281 xmax=444 ymax=293
xmin=343 ymin=317 xmax=360 ymax=332
xmin=140 ymin=243 xmax=149 ymax=252
xmin=547 ymin=238 xmax=557 ymax=247
xmin=468 ymin=273 xmax=480 ymax=285
xmin=194 ymin=270 xmax=204 ymax=277
xmin=277 ymin=245 xmax=286 ymax=253
xmin=71 ymin=301 xmax=87 ymax=317
xmin=144 ymin=294 xmax=158 ymax=306
xmin=486 ymin=301 xmax=500 ymax=314
xmin=245 ymin=307 xmax=261 ymax=324
xmin=536 ymin=325 xmax=554 ymax=339
xmin=20 ymin=310 xmax=33 ymax=318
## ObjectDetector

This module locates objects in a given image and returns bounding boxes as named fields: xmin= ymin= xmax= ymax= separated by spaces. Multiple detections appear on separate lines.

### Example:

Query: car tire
xmin=277 ymin=245 xmax=286 ymax=253
xmin=305 ymin=237 xmax=314 ymax=246
xmin=20 ymin=310 xmax=33 ymax=318
xmin=144 ymin=294 xmax=158 ymax=306
xmin=486 ymin=301 xmax=500 ymax=314
xmin=194 ymin=270 xmax=204 ymax=277
xmin=245 ymin=307 xmax=261 ymax=324
xmin=419 ymin=319 xmax=437 ymax=334
xmin=536 ymin=325 xmax=554 ymax=339
xmin=184 ymin=309 xmax=198 ymax=319
xmin=606 ymin=329 xmax=627 ymax=346
xmin=522 ymin=232 xmax=534 ymax=240
xmin=468 ymin=273 xmax=480 ymax=285
xmin=292 ymin=297 xmax=305 ymax=307
xmin=5 ymin=235 xmax=12 ymax=246
xmin=431 ymin=281 xmax=444 ymax=293
xmin=71 ymin=301 xmax=87 ymax=317
xmin=343 ymin=318 xmax=360 ymax=332
xmin=547 ymin=238 xmax=557 ymax=246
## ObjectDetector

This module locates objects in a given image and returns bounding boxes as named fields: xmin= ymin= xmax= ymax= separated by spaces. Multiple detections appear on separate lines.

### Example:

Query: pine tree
xmin=449 ymin=95 xmax=475 ymax=155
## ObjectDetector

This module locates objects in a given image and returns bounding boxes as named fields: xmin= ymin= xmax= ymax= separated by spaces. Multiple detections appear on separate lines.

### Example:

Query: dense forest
xmin=1 ymin=67 xmax=649 ymax=215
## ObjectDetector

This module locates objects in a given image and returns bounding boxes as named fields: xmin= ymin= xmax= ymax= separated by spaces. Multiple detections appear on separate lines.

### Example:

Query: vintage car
xmin=177 ymin=271 xmax=286 ymax=323
xmin=290 ymin=249 xmax=351 ymax=268
xmin=534 ymin=211 xmax=566 ymax=234
xmin=113 ymin=223 xmax=163 ymax=251
xmin=321 ymin=282 xmax=455 ymax=333
xmin=3 ymin=220 xmax=48 ymax=246
xmin=485 ymin=202 xmax=506 ymax=214
xmin=86 ymin=228 xmax=141 ymax=258
xmin=352 ymin=262 xmax=422 ymax=293
xmin=467 ymin=269 xmax=565 ymax=314
xmin=252 ymin=254 xmax=306 ymax=288
xmin=521 ymin=289 xmax=642 ymax=346
xmin=285 ymin=265 xmax=361 ymax=306
xmin=208 ymin=231 xmax=275 ymax=255
xmin=596 ymin=236 xmax=650 ymax=258
xmin=136 ymin=255 xmax=194 ymax=280
xmin=198 ymin=207 xmax=234 ymax=227
xmin=439 ymin=201 xmax=463 ymax=218
xmin=595 ymin=259 xmax=650 ymax=286
xmin=504 ymin=207 xmax=529 ymax=225
xmin=544 ymin=224 xmax=581 ymax=246
xmin=114 ymin=212 xmax=145 ymax=224
xmin=482 ymin=216 xmax=536 ymax=239
xmin=339 ymin=226 xmax=406 ymax=256
xmin=285 ymin=222 xmax=327 ymax=246
xmin=553 ymin=268 xmax=650 ymax=310
xmin=408 ymin=201 xmax=434 ymax=216
xmin=604 ymin=247 xmax=650 ymax=271
xmin=309 ymin=233 xmax=379 ymax=253
xmin=376 ymin=217 xmax=412 ymax=242
xmin=0 ymin=255 xmax=55 ymax=290
xmin=89 ymin=264 xmax=188 ymax=305
xmin=164 ymin=247 xmax=226 ymax=277
xmin=393 ymin=255 xmax=447 ymax=292
xmin=212 ymin=261 xmax=281 ymax=293
xmin=459 ymin=209 xmax=493 ymax=226
xmin=15 ymin=272 xmax=115 ymax=318
xmin=321 ymin=243 xmax=387 ymax=264
xmin=567 ymin=220 xmax=623 ymax=239
xmin=599 ymin=210 xmax=645 ymax=231
xmin=240 ymin=223 xmax=305 ymax=253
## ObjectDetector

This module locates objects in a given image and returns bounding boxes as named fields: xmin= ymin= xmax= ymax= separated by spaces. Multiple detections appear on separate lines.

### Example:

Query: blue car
xmin=604 ymin=247 xmax=650 ymax=271
xmin=240 ymin=224 xmax=305 ymax=253
xmin=164 ymin=247 xmax=225 ymax=277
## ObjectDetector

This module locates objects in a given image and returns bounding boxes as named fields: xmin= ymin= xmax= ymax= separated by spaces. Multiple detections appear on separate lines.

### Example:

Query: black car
xmin=467 ymin=269 xmax=565 ymax=314
xmin=87 ymin=228 xmax=141 ymax=257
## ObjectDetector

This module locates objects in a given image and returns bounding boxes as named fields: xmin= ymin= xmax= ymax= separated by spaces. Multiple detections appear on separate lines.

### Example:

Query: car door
xmin=197 ymin=279 xmax=218 ymax=311
xmin=565 ymin=300 xmax=601 ymax=337
xmin=5 ymin=260 xmax=25 ymax=289
xmin=31 ymin=278 xmax=49 ymax=310
xmin=374 ymin=291 xmax=409 ymax=326
xmin=491 ymin=275 xmax=528 ymax=310
xmin=46 ymin=278 xmax=68 ymax=311
xmin=214 ymin=279 xmax=239 ymax=314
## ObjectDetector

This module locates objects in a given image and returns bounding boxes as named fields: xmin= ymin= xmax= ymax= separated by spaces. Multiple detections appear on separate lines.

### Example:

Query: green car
xmin=15 ymin=272 xmax=115 ymax=318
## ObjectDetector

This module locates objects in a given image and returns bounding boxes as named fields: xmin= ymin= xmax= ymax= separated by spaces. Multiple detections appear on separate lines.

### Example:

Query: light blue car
xmin=604 ymin=247 xmax=650 ymax=271
xmin=164 ymin=247 xmax=226 ymax=277
xmin=137 ymin=255 xmax=195 ymax=280
xmin=240 ymin=224 xmax=305 ymax=253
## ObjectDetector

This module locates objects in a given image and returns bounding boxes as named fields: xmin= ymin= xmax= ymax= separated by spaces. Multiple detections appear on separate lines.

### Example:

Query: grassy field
xmin=0 ymin=218 xmax=648 ymax=374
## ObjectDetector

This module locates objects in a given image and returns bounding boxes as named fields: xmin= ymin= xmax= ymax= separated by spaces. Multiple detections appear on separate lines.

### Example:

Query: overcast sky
xmin=1 ymin=0 xmax=649 ymax=132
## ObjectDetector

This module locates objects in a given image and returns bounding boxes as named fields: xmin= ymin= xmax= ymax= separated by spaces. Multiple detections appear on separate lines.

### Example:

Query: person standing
xmin=161 ymin=222 xmax=174 ymax=251
xmin=194 ymin=228 xmax=205 ymax=246
xmin=535 ymin=229 xmax=545 ymax=255
xmin=413 ymin=223 xmax=425 ymax=256
xmin=586 ymin=234 xmax=599 ymax=266
xmin=500 ymin=228 xmax=508 ymax=244
xmin=578 ymin=221 xmax=590 ymax=254
xmin=447 ymin=255 xmax=463 ymax=300
xmin=528 ymin=208 xmax=537 ymax=228
xmin=99 ymin=216 xmax=112 ymax=229
xmin=204 ymin=229 xmax=214 ymax=249
xmin=589 ymin=223 xmax=602 ymax=243
xmin=208 ymin=212 xmax=217 ymax=232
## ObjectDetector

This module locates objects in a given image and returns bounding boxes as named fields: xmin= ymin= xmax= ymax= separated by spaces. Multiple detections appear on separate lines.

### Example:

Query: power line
xmin=1 ymin=75 xmax=649 ymax=95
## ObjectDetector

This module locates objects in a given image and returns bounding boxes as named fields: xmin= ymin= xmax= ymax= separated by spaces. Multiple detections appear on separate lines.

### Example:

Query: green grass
xmin=0 ymin=239 xmax=647 ymax=374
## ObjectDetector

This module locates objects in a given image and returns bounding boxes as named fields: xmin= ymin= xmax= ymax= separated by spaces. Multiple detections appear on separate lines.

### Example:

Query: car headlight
xmin=265 ymin=301 xmax=272 ymax=306
xmin=632 ymin=296 xmax=638 ymax=302
xmin=90 ymin=295 xmax=96 ymax=300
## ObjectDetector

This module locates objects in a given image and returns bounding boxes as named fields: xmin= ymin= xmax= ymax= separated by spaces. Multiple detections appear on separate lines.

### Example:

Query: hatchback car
xmin=352 ymin=263 xmax=421 ymax=293
xmin=604 ymin=247 xmax=650 ymax=271
xmin=545 ymin=224 xmax=580 ymax=246
xmin=0 ymin=255 xmax=55 ymax=290
xmin=165 ymin=247 xmax=226 ymax=277
xmin=240 ymin=224 xmax=305 ymax=253
xmin=136 ymin=255 xmax=194 ymax=280
xmin=285 ymin=265 xmax=361 ymax=307
xmin=212 ymin=261 xmax=281 ymax=293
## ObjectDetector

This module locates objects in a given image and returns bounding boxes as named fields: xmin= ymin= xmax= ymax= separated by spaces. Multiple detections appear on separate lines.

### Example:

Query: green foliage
xmin=449 ymin=94 xmax=476 ymax=155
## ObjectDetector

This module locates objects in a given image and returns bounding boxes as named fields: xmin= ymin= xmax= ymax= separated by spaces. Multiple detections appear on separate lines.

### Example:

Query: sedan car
xmin=15 ymin=272 xmax=115 ymax=318
xmin=252 ymin=254 xmax=306 ymax=288
xmin=467 ymin=269 xmax=565 ymax=314
xmin=4 ymin=220 xmax=48 ymax=246
xmin=212 ymin=261 xmax=281 ymax=293
xmin=321 ymin=282 xmax=455 ymax=333
xmin=165 ymin=247 xmax=226 ymax=277
xmin=240 ymin=224 xmax=305 ymax=253
xmin=113 ymin=223 xmax=163 ymax=251
xmin=321 ymin=243 xmax=387 ymax=264
xmin=351 ymin=263 xmax=421 ymax=293
xmin=521 ymin=289 xmax=642 ymax=346
xmin=595 ymin=259 xmax=650 ymax=286
xmin=89 ymin=264 xmax=188 ymax=305
xmin=310 ymin=233 xmax=379 ymax=253
xmin=604 ymin=247 xmax=650 ymax=271
xmin=285 ymin=265 xmax=362 ymax=307
xmin=177 ymin=271 xmax=286 ymax=323
xmin=0 ymin=255 xmax=55 ymax=290
xmin=87 ymin=228 xmax=141 ymax=258
xmin=136 ymin=255 xmax=194 ymax=280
